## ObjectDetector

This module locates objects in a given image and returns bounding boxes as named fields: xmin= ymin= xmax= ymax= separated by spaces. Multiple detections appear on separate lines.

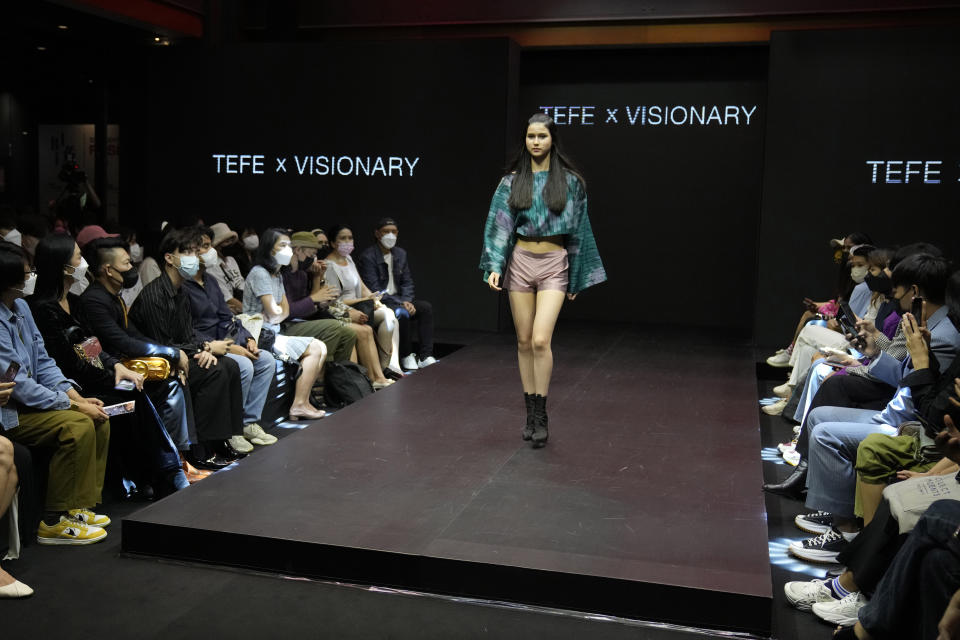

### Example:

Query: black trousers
xmin=836 ymin=498 xmax=907 ymax=596
xmin=183 ymin=355 xmax=243 ymax=442
xmin=396 ymin=300 xmax=434 ymax=360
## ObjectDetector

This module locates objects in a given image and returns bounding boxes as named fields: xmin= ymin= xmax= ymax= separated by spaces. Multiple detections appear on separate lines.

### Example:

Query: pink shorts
xmin=503 ymin=247 xmax=569 ymax=293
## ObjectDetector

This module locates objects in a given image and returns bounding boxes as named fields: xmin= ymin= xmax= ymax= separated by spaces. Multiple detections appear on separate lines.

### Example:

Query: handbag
xmin=121 ymin=357 xmax=171 ymax=381
xmin=71 ymin=336 xmax=105 ymax=370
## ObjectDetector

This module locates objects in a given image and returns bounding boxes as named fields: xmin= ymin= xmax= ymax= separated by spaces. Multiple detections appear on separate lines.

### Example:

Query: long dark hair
xmin=255 ymin=228 xmax=287 ymax=274
xmin=506 ymin=113 xmax=584 ymax=213
xmin=33 ymin=232 xmax=77 ymax=304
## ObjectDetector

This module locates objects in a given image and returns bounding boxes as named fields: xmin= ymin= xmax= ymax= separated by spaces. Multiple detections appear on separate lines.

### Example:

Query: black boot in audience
xmin=522 ymin=393 xmax=536 ymax=441
xmin=531 ymin=394 xmax=549 ymax=448
xmin=763 ymin=459 xmax=808 ymax=500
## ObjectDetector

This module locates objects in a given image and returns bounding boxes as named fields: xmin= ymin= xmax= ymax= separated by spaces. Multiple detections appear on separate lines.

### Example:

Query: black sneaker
xmin=789 ymin=527 xmax=850 ymax=563
xmin=795 ymin=510 xmax=834 ymax=535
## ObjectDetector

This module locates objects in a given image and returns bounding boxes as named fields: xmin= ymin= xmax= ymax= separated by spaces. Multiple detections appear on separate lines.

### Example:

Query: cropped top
xmin=479 ymin=171 xmax=606 ymax=294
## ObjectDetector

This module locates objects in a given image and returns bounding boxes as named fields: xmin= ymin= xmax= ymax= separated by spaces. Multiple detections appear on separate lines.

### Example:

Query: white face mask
xmin=177 ymin=254 xmax=200 ymax=278
xmin=850 ymin=265 xmax=869 ymax=283
xmin=128 ymin=243 xmax=143 ymax=263
xmin=380 ymin=232 xmax=397 ymax=250
xmin=18 ymin=272 xmax=36 ymax=297
xmin=200 ymin=248 xmax=219 ymax=267
xmin=3 ymin=229 xmax=21 ymax=246
xmin=67 ymin=257 xmax=89 ymax=282
xmin=243 ymin=235 xmax=259 ymax=250
xmin=275 ymin=246 xmax=293 ymax=266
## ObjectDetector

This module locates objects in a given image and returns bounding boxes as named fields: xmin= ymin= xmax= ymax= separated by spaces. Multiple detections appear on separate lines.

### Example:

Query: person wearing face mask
xmin=0 ymin=241 xmax=112 ymax=546
xmin=780 ymin=254 xmax=960 ymax=562
xmin=183 ymin=226 xmax=278 ymax=447
xmin=325 ymin=224 xmax=401 ymax=380
xmin=243 ymin=229 xmax=332 ymax=417
xmin=127 ymin=228 xmax=251 ymax=459
xmin=283 ymin=231 xmax=390 ymax=388
xmin=357 ymin=218 xmax=437 ymax=372
xmin=27 ymin=234 xmax=193 ymax=495
xmin=207 ymin=222 xmax=247 ymax=313
xmin=764 ymin=244 xmax=880 ymax=412
xmin=78 ymin=237 xmax=233 ymax=474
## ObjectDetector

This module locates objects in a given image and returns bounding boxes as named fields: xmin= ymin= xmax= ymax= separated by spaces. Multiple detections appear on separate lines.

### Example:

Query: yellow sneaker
xmin=37 ymin=517 xmax=107 ymax=546
xmin=67 ymin=509 xmax=111 ymax=528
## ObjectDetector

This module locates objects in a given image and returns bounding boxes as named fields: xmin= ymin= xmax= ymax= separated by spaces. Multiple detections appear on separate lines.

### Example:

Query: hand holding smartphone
xmin=0 ymin=361 xmax=20 ymax=383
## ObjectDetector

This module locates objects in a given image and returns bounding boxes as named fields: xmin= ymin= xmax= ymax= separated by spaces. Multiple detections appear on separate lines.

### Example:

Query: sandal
xmin=288 ymin=406 xmax=326 ymax=421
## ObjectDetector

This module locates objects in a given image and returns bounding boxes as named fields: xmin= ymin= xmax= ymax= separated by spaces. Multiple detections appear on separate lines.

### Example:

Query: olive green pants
xmin=855 ymin=432 xmax=937 ymax=518
xmin=6 ymin=410 xmax=110 ymax=511
xmin=283 ymin=319 xmax=357 ymax=363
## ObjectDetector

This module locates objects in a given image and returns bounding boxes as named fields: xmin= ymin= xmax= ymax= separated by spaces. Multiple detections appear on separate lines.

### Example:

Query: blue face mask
xmin=178 ymin=254 xmax=200 ymax=277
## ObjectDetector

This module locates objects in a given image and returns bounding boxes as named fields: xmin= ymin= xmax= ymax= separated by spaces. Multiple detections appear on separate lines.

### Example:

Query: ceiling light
xmin=57 ymin=25 xmax=68 ymax=30
xmin=36 ymin=46 xmax=46 ymax=51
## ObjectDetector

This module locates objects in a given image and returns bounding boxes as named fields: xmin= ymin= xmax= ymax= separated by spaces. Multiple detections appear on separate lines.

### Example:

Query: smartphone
xmin=820 ymin=346 xmax=849 ymax=357
xmin=911 ymin=296 xmax=925 ymax=325
xmin=836 ymin=302 xmax=865 ymax=349
xmin=103 ymin=401 xmax=136 ymax=417
xmin=115 ymin=379 xmax=136 ymax=391
xmin=0 ymin=361 xmax=20 ymax=383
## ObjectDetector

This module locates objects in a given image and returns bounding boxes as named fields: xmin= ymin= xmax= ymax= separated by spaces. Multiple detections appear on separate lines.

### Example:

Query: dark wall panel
xmin=755 ymin=27 xmax=960 ymax=350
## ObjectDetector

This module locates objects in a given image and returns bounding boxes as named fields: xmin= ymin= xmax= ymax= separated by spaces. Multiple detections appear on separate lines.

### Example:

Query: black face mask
xmin=864 ymin=271 xmax=892 ymax=295
xmin=301 ymin=256 xmax=315 ymax=271
xmin=109 ymin=265 xmax=140 ymax=290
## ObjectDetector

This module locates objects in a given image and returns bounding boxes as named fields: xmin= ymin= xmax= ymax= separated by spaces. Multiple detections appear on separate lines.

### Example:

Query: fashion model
xmin=479 ymin=113 xmax=606 ymax=448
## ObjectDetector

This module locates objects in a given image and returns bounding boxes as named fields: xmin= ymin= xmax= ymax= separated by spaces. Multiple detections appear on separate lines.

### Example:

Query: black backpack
xmin=323 ymin=361 xmax=375 ymax=408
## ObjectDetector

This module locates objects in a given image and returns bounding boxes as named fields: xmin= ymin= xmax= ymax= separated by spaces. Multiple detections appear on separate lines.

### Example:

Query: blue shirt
xmin=848 ymin=282 xmax=871 ymax=320
xmin=0 ymin=298 xmax=75 ymax=430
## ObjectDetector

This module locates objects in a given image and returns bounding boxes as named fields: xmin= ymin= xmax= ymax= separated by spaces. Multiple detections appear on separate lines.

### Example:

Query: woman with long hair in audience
xmin=479 ymin=113 xmax=606 ymax=448
xmin=242 ymin=228 xmax=328 ymax=420
xmin=28 ymin=233 xmax=193 ymax=493
xmin=324 ymin=224 xmax=400 ymax=384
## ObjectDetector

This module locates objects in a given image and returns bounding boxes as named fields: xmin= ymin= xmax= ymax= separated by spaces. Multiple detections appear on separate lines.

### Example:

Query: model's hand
xmin=402 ymin=301 xmax=417 ymax=316
xmin=487 ymin=272 xmax=502 ymax=291
xmin=193 ymin=351 xmax=217 ymax=369
xmin=114 ymin=363 xmax=145 ymax=391
xmin=0 ymin=381 xmax=15 ymax=407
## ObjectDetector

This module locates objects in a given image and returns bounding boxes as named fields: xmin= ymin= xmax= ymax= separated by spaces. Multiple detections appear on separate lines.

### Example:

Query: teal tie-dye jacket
xmin=479 ymin=171 xmax=606 ymax=294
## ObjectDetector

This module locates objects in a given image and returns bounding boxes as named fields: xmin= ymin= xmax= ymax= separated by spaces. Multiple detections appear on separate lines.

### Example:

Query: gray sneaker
xmin=812 ymin=592 xmax=866 ymax=626
xmin=783 ymin=579 xmax=838 ymax=611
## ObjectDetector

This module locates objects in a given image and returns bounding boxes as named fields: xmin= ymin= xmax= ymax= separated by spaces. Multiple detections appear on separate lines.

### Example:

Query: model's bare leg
xmin=530 ymin=290 xmax=566 ymax=397
xmin=0 ymin=436 xmax=20 ymax=587
xmin=509 ymin=291 xmax=536 ymax=393
xmin=344 ymin=323 xmax=388 ymax=383
xmin=292 ymin=339 xmax=326 ymax=412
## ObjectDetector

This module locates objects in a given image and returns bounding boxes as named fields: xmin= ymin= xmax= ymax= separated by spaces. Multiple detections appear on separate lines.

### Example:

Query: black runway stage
xmin=122 ymin=328 xmax=772 ymax=635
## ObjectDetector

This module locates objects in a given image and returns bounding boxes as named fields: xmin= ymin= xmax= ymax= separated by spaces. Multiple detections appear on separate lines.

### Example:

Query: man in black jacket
xmin=356 ymin=217 xmax=436 ymax=371
xmin=79 ymin=235 xmax=242 ymax=469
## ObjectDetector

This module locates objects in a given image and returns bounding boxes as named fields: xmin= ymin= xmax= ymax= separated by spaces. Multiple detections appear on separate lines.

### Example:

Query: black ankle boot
xmin=762 ymin=459 xmax=808 ymax=501
xmin=531 ymin=394 xmax=548 ymax=448
xmin=522 ymin=393 xmax=536 ymax=441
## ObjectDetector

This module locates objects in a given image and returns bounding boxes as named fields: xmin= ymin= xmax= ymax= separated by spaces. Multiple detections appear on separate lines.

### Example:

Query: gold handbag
xmin=121 ymin=357 xmax=171 ymax=381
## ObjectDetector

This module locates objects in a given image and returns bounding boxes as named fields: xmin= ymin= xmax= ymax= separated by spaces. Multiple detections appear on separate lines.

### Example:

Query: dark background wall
xmin=754 ymin=27 xmax=960 ymax=350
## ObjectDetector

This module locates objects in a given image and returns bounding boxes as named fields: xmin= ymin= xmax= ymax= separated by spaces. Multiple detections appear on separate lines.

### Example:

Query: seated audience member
xmin=128 ymin=228 xmax=252 ymax=456
xmin=186 ymin=226 xmax=277 ymax=446
xmin=788 ymin=255 xmax=959 ymax=560
xmin=357 ymin=217 xmax=437 ymax=371
xmin=237 ymin=227 xmax=259 ymax=278
xmin=0 ymin=242 xmax=110 ymax=545
xmin=325 ymin=225 xmax=401 ymax=377
xmin=137 ymin=224 xmax=167 ymax=288
xmin=243 ymin=229 xmax=329 ymax=419
xmin=284 ymin=231 xmax=390 ymax=387
xmin=766 ymin=232 xmax=874 ymax=368
xmin=79 ymin=236 xmax=241 ymax=470
xmin=206 ymin=222 xmax=246 ymax=313
xmin=0 ymin=383 xmax=33 ymax=597
xmin=767 ymin=244 xmax=878 ymax=408
xmin=282 ymin=233 xmax=358 ymax=358
xmin=29 ymin=234 xmax=191 ymax=493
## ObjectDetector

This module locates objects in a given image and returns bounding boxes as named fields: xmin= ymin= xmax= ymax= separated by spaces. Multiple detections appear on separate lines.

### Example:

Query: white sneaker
xmin=762 ymin=398 xmax=788 ymax=416
xmin=778 ymin=438 xmax=798 ymax=454
xmin=401 ymin=354 xmax=419 ymax=371
xmin=766 ymin=350 xmax=791 ymax=367
xmin=229 ymin=434 xmax=254 ymax=453
xmin=783 ymin=449 xmax=802 ymax=466
xmin=812 ymin=592 xmax=866 ymax=626
xmin=773 ymin=382 xmax=794 ymax=398
xmin=243 ymin=423 xmax=277 ymax=446
xmin=418 ymin=356 xmax=437 ymax=368
xmin=784 ymin=579 xmax=838 ymax=611
xmin=793 ymin=425 xmax=802 ymax=436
